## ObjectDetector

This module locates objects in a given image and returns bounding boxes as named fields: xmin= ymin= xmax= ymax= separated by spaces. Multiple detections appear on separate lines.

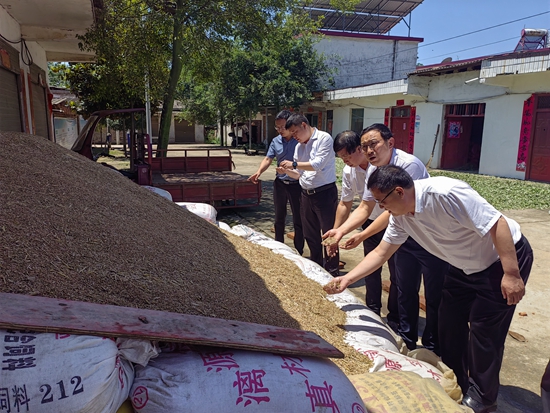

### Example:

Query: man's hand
xmin=322 ymin=229 xmax=343 ymax=257
xmin=340 ymin=233 xmax=365 ymax=250
xmin=279 ymin=160 xmax=293 ymax=169
xmin=501 ymin=273 xmax=525 ymax=305
xmin=323 ymin=276 xmax=351 ymax=294
xmin=248 ymin=172 xmax=260 ymax=184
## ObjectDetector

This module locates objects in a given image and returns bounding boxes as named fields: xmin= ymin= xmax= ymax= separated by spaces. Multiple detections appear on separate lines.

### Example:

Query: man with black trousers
xmin=324 ymin=123 xmax=448 ymax=353
xmin=329 ymin=130 xmax=398 ymax=322
xmin=248 ymin=110 xmax=304 ymax=255
xmin=324 ymin=165 xmax=534 ymax=413
xmin=279 ymin=114 xmax=339 ymax=276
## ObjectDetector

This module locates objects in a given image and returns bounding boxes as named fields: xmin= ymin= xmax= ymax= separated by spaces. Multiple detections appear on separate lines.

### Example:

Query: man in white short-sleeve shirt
xmin=324 ymin=123 xmax=449 ymax=354
xmin=331 ymin=130 xmax=398 ymax=323
xmin=324 ymin=165 xmax=533 ymax=413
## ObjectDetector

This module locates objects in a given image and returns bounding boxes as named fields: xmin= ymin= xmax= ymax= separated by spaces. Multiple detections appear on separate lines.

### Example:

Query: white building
xmin=318 ymin=47 xmax=550 ymax=182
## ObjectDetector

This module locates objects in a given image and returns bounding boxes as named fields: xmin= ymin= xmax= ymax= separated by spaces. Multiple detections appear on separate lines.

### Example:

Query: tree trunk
xmin=157 ymin=1 xmax=185 ymax=157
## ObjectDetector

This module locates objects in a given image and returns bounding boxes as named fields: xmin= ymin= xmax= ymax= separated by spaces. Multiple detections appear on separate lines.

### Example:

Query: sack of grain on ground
xmin=142 ymin=186 xmax=173 ymax=201
xmin=175 ymin=201 xmax=217 ymax=223
xmin=130 ymin=345 xmax=366 ymax=412
xmin=0 ymin=132 xmax=371 ymax=377
xmin=0 ymin=329 xmax=156 ymax=413
xmin=349 ymin=371 xmax=473 ymax=413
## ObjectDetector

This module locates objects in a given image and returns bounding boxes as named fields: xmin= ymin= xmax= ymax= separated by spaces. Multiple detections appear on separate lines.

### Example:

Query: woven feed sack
xmin=142 ymin=186 xmax=173 ymax=201
xmin=348 ymin=371 xmax=473 ymax=413
xmin=130 ymin=345 xmax=367 ymax=412
xmin=0 ymin=329 xmax=140 ymax=413
xmin=175 ymin=202 xmax=217 ymax=223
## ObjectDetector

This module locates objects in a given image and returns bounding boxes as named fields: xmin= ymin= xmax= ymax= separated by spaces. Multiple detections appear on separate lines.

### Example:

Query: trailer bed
xmin=152 ymin=171 xmax=261 ymax=208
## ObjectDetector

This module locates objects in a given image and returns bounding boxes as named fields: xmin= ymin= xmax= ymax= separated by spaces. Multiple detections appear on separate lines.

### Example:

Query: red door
xmin=440 ymin=117 xmax=473 ymax=170
xmin=390 ymin=106 xmax=411 ymax=153
xmin=391 ymin=116 xmax=410 ymax=152
xmin=528 ymin=111 xmax=550 ymax=182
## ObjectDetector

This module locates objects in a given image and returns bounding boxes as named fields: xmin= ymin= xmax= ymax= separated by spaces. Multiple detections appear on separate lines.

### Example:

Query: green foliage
xmin=429 ymin=170 xmax=550 ymax=211
xmin=176 ymin=12 xmax=334 ymax=128
xmin=335 ymin=157 xmax=344 ymax=185
xmin=48 ymin=63 xmax=69 ymax=88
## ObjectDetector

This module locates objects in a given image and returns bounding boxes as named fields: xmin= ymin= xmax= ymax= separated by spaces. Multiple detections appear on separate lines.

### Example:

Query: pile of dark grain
xmin=0 ymin=132 xmax=371 ymax=374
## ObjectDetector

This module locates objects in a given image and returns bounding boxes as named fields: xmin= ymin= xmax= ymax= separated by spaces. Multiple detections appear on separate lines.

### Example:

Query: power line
xmin=337 ymin=10 xmax=550 ymax=66
xmin=419 ymin=36 xmax=519 ymax=65
xmin=418 ymin=11 xmax=549 ymax=49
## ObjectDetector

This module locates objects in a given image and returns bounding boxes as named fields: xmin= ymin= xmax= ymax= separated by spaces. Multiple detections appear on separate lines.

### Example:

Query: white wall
xmin=479 ymin=94 xmax=530 ymax=179
xmin=409 ymin=102 xmax=444 ymax=168
xmin=315 ymin=34 xmax=418 ymax=90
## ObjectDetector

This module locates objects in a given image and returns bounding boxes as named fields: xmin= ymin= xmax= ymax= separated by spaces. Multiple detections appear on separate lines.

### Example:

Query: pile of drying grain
xmin=0 ymin=132 xmax=371 ymax=374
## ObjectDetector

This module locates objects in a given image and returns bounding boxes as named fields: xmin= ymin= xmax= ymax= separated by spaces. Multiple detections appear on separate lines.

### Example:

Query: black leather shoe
xmin=462 ymin=395 xmax=497 ymax=413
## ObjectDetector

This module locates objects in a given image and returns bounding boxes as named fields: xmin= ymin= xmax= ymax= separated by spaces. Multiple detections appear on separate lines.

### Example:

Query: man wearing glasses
xmin=323 ymin=123 xmax=449 ymax=355
xmin=248 ymin=110 xmax=304 ymax=255
xmin=330 ymin=130 xmax=398 ymax=326
xmin=279 ymin=114 xmax=339 ymax=276
xmin=325 ymin=164 xmax=533 ymax=413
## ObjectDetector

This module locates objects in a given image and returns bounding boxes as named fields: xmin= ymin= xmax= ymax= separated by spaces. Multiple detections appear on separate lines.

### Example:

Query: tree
xmin=78 ymin=0 xmax=295 ymax=155
xmin=176 ymin=13 xmax=335 ymax=143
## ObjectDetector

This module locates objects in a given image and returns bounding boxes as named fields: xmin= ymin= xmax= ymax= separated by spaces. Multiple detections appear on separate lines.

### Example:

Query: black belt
xmin=302 ymin=182 xmax=335 ymax=195
xmin=279 ymin=179 xmax=300 ymax=185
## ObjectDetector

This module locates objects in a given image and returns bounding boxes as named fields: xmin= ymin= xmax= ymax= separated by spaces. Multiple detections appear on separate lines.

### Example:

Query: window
xmin=351 ymin=109 xmax=364 ymax=134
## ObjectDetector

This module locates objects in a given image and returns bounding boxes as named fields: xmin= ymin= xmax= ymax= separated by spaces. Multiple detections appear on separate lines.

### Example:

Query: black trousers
xmin=542 ymin=359 xmax=550 ymax=413
xmin=361 ymin=219 xmax=398 ymax=323
xmin=394 ymin=237 xmax=450 ymax=354
xmin=439 ymin=235 xmax=533 ymax=405
xmin=273 ymin=178 xmax=304 ymax=255
xmin=300 ymin=183 xmax=340 ymax=276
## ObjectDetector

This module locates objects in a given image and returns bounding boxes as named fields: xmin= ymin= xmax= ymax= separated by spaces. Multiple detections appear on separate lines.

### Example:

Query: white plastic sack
xmin=217 ymin=221 xmax=231 ymax=231
xmin=176 ymin=202 xmax=217 ymax=223
xmin=0 ymin=329 xmax=156 ymax=413
xmin=142 ymin=186 xmax=173 ymax=201
xmin=357 ymin=346 xmax=446 ymax=384
xmin=130 ymin=345 xmax=366 ymax=412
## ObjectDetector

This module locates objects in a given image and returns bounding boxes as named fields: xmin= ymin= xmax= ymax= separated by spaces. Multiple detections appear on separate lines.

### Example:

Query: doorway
xmin=527 ymin=95 xmax=550 ymax=182
xmin=440 ymin=103 xmax=485 ymax=171
xmin=390 ymin=106 xmax=411 ymax=152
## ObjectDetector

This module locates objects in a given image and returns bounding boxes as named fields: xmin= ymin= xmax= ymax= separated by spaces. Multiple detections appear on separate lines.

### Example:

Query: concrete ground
xmin=192 ymin=144 xmax=548 ymax=413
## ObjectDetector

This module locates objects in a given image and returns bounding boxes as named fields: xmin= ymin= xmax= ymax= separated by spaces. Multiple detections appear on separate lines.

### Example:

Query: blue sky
xmin=388 ymin=0 xmax=550 ymax=65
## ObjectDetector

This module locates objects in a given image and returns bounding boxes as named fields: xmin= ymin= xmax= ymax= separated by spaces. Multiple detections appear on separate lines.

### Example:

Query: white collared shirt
xmin=341 ymin=164 xmax=380 ymax=220
xmin=383 ymin=176 xmax=522 ymax=274
xmin=362 ymin=148 xmax=429 ymax=202
xmin=294 ymin=128 xmax=336 ymax=190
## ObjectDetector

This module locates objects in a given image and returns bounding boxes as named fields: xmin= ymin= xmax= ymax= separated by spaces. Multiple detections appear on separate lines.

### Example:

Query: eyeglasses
xmin=374 ymin=187 xmax=396 ymax=204
xmin=274 ymin=126 xmax=286 ymax=131
xmin=361 ymin=139 xmax=383 ymax=151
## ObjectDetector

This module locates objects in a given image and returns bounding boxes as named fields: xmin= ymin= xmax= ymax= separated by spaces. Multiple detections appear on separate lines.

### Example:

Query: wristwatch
xmin=292 ymin=161 xmax=298 ymax=169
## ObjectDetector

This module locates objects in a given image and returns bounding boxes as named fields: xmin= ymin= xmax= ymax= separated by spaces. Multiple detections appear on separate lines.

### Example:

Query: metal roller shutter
xmin=174 ymin=119 xmax=195 ymax=143
xmin=0 ymin=68 xmax=22 ymax=132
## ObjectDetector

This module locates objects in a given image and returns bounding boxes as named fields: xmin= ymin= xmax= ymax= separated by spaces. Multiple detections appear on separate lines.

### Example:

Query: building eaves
xmin=411 ymin=48 xmax=550 ymax=76
xmin=324 ymin=78 xmax=408 ymax=101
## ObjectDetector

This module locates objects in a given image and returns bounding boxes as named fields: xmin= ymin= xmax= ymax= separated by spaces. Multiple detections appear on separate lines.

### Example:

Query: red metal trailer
xmin=72 ymin=109 xmax=261 ymax=209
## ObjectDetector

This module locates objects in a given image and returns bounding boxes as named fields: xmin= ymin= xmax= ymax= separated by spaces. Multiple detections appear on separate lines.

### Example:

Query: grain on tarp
xmin=0 ymin=132 xmax=371 ymax=374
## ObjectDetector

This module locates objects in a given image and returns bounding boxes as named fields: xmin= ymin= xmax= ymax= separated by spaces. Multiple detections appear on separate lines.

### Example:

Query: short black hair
xmin=275 ymin=110 xmax=293 ymax=121
xmin=285 ymin=114 xmax=309 ymax=129
xmin=333 ymin=130 xmax=360 ymax=154
xmin=361 ymin=123 xmax=393 ymax=141
xmin=367 ymin=165 xmax=414 ymax=193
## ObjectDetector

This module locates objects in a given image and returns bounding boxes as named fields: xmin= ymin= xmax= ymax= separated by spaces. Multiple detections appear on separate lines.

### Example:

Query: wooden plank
xmin=0 ymin=293 xmax=343 ymax=358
